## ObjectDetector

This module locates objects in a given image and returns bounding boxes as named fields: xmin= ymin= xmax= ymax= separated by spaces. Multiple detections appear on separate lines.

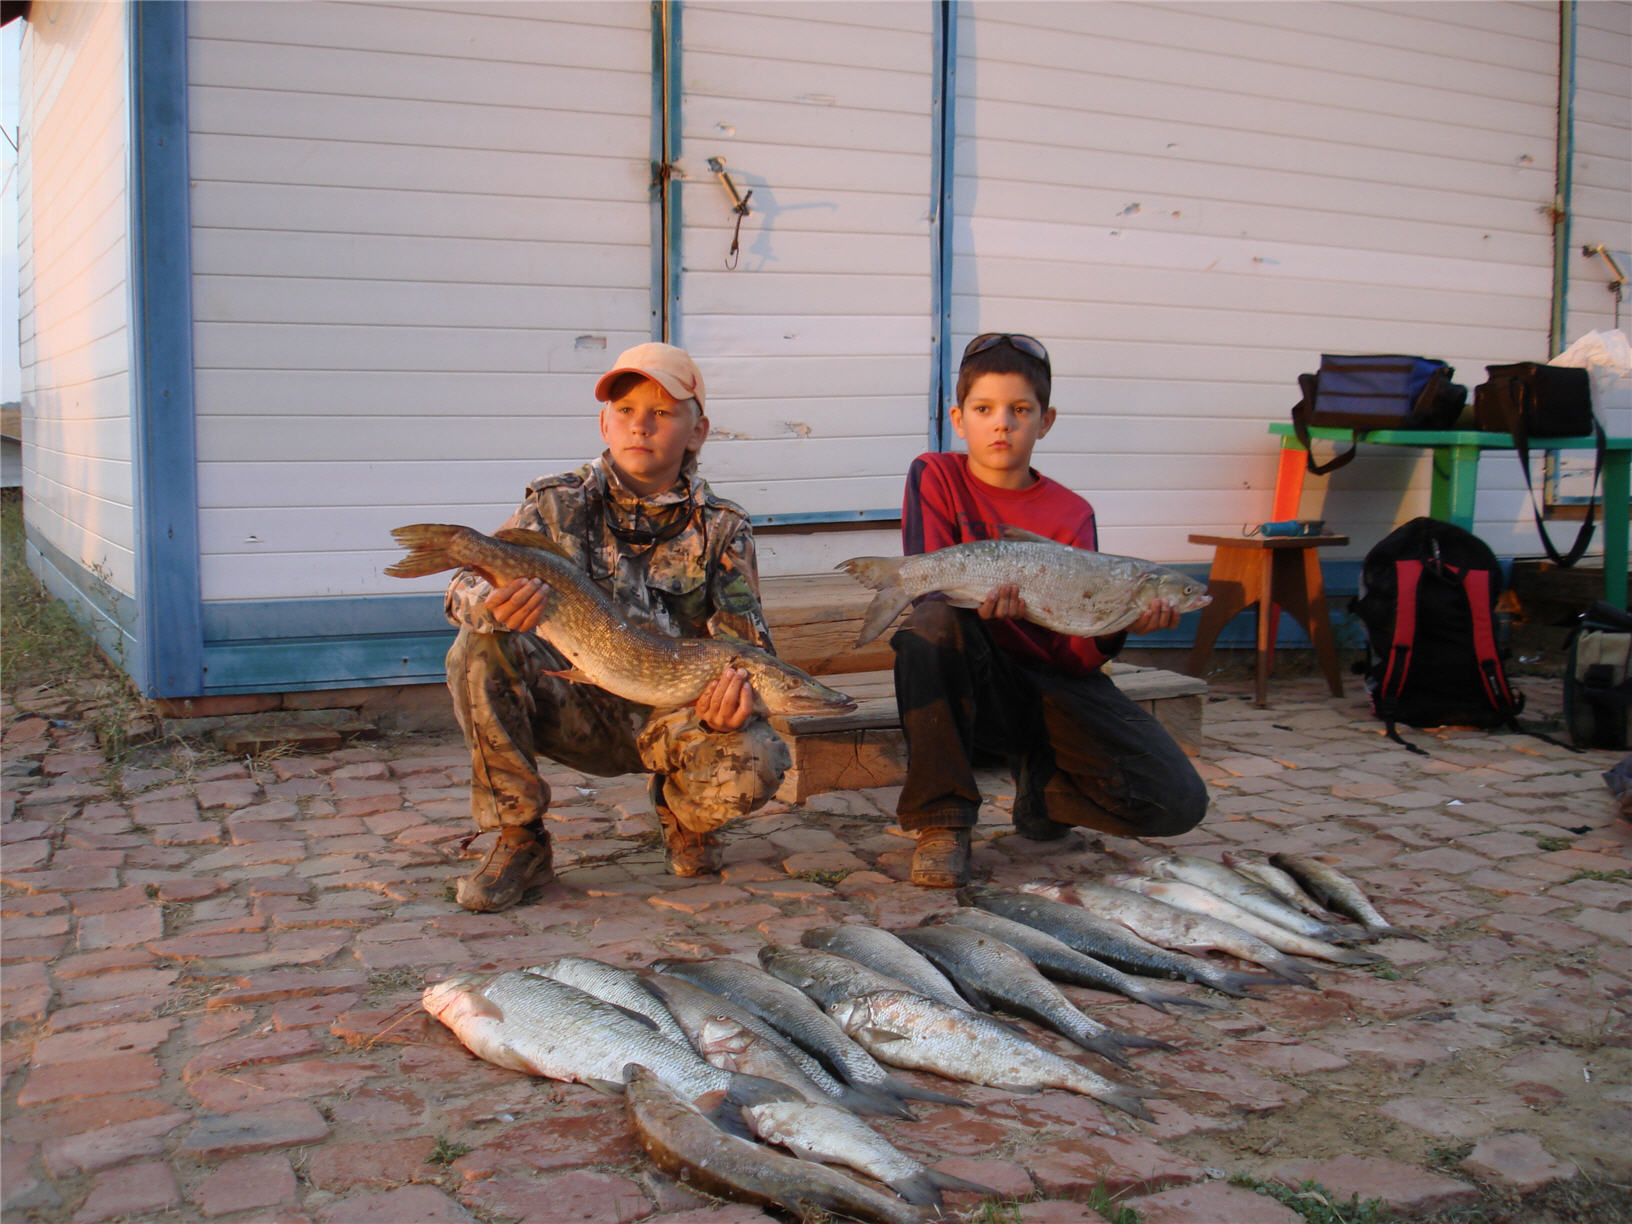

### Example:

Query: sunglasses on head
xmin=962 ymin=333 xmax=1050 ymax=371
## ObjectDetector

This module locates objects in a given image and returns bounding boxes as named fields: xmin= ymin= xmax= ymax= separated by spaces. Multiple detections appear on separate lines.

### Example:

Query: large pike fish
xmin=838 ymin=529 xmax=1211 ymax=646
xmin=827 ymin=990 xmax=1156 ymax=1121
xmin=1271 ymin=853 xmax=1426 ymax=941
xmin=625 ymin=1065 xmax=935 ymax=1224
xmin=387 ymin=523 xmax=855 ymax=716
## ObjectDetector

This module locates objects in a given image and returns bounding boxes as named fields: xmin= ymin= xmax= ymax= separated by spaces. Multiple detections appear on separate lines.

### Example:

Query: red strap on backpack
xmin=1379 ymin=559 xmax=1422 ymax=709
xmin=1462 ymin=568 xmax=1517 ymax=712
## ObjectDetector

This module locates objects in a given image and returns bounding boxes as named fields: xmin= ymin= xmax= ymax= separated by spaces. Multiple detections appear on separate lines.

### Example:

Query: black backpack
xmin=1350 ymin=518 xmax=1523 ymax=752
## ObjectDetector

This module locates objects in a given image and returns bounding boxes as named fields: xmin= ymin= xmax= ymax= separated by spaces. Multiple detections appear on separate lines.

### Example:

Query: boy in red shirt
xmin=895 ymin=333 xmax=1208 ymax=887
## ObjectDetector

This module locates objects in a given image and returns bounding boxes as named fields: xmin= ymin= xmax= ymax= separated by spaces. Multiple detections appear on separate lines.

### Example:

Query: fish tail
xmin=1073 ymin=1034 xmax=1134 ymax=1069
xmin=1376 ymin=924 xmax=1429 ymax=943
xmin=837 ymin=557 xmax=911 ymax=645
xmin=882 ymin=1073 xmax=963 ymax=1106
xmin=929 ymin=1167 xmax=1003 ymax=1200
xmin=889 ymin=1171 xmax=946 ymax=1209
xmin=835 ymin=1082 xmax=916 ymax=1119
xmin=1327 ymin=945 xmax=1387 ymax=965
xmin=1208 ymin=969 xmax=1285 ymax=997
xmin=384 ymin=524 xmax=463 ymax=578
xmin=1102 ymin=1089 xmax=1157 ymax=1123
xmin=1108 ymin=1032 xmax=1179 ymax=1054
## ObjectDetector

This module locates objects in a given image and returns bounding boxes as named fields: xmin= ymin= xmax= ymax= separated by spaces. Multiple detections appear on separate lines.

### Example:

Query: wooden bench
xmin=759 ymin=573 xmax=1209 ymax=802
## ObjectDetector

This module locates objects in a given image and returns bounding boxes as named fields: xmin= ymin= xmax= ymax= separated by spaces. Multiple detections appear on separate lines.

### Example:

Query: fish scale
xmin=840 ymin=536 xmax=1211 ymax=645
xmin=386 ymin=523 xmax=854 ymax=715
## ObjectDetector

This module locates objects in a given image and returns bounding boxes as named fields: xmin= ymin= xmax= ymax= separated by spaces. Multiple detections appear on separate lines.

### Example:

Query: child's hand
xmin=978 ymin=583 xmax=1027 ymax=621
xmin=697 ymin=666 xmax=754 ymax=732
xmin=1126 ymin=598 xmax=1180 ymax=636
xmin=485 ymin=577 xmax=550 ymax=632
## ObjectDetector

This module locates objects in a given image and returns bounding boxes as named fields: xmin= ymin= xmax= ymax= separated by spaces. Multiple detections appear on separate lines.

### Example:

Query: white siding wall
xmin=186 ymin=0 xmax=655 ymax=601
xmin=17 ymin=0 xmax=137 ymax=646
xmin=953 ymin=1 xmax=1567 ymax=565
xmin=1563 ymin=0 xmax=1631 ymax=441
xmin=675 ymin=0 xmax=935 ymax=575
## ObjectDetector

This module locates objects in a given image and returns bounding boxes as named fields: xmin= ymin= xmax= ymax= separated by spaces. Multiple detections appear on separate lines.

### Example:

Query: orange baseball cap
xmin=593 ymin=342 xmax=706 ymax=411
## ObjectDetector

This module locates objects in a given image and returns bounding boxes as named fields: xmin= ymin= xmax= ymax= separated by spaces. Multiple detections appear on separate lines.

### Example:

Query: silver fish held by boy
xmin=1021 ymin=880 xmax=1319 ymax=987
xmin=965 ymin=886 xmax=1283 ymax=998
xmin=625 ymin=1065 xmax=935 ymax=1224
xmin=419 ymin=972 xmax=787 ymax=1136
xmin=1108 ymin=874 xmax=1383 ymax=967
xmin=938 ymin=907 xmax=1222 ymax=1015
xmin=838 ymin=531 xmax=1211 ymax=646
xmin=800 ymin=925 xmax=973 ymax=1011
xmin=387 ymin=523 xmax=855 ymax=716
xmin=894 ymin=925 xmax=1173 ymax=1066
xmin=827 ymin=990 xmax=1157 ymax=1121
xmin=1270 ymin=853 xmax=1427 ymax=941
xmin=1140 ymin=854 xmax=1371 ymax=944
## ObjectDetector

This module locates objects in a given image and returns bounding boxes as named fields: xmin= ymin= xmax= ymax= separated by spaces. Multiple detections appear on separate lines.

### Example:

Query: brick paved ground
xmin=3 ymin=670 xmax=1629 ymax=1223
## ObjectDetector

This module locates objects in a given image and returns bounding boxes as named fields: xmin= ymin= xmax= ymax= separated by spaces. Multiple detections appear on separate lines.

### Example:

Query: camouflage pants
xmin=445 ymin=627 xmax=790 ymax=835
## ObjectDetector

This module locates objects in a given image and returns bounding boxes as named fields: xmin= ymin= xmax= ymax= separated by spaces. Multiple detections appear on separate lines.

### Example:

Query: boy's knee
xmin=1145 ymin=769 xmax=1209 ymax=838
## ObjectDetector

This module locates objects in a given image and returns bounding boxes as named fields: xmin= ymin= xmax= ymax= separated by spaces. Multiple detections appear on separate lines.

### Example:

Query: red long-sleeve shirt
xmin=901 ymin=451 xmax=1119 ymax=676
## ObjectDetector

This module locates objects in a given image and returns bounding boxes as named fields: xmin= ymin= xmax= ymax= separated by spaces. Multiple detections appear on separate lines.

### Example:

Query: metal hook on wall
xmin=707 ymin=157 xmax=753 ymax=270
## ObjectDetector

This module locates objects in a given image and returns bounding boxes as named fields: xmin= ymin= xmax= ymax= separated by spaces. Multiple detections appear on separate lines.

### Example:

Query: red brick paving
xmin=3 ymin=671 xmax=1628 ymax=1222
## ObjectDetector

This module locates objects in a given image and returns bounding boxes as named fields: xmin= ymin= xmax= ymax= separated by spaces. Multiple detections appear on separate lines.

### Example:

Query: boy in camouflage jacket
xmin=443 ymin=343 xmax=790 ymax=911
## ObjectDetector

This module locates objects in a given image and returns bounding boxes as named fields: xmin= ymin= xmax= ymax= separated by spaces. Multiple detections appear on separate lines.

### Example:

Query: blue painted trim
xmin=202 ymin=593 xmax=449 ymax=642
xmin=930 ymin=0 xmax=957 ymax=452
xmin=1550 ymin=0 xmax=1576 ymax=354
xmin=128 ymin=0 xmax=203 ymax=698
xmin=751 ymin=508 xmax=900 ymax=528
xmin=201 ymin=633 xmax=454 ymax=695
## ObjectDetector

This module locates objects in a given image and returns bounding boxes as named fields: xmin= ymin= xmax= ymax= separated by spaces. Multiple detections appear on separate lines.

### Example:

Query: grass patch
xmin=958 ymin=1200 xmax=1024 ymax=1223
xmin=1525 ymin=831 xmax=1576 ymax=853
xmin=426 ymin=1137 xmax=471 ymax=1166
xmin=0 ymin=490 xmax=107 ymax=690
xmin=1230 ymin=1175 xmax=1390 ymax=1224
xmin=1564 ymin=867 xmax=1631 ymax=884
xmin=792 ymin=869 xmax=852 ymax=888
xmin=1081 ymin=1180 xmax=1141 ymax=1224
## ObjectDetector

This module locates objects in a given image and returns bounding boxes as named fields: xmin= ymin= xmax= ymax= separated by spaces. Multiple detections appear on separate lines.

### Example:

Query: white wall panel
xmin=675 ymin=1 xmax=935 ymax=525
xmin=17 ymin=0 xmax=137 ymax=606
xmin=187 ymin=0 xmax=654 ymax=602
xmin=952 ymin=1 xmax=1572 ymax=565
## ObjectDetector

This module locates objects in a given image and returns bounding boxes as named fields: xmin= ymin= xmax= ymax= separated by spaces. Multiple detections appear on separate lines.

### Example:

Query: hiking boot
xmin=1010 ymin=752 xmax=1068 ymax=841
xmin=650 ymin=774 xmax=721 ymax=878
xmin=455 ymin=826 xmax=552 ymax=913
xmin=910 ymin=827 xmax=972 ymax=888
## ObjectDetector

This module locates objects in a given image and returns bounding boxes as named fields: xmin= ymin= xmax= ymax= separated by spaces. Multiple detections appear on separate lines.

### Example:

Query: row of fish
xmin=420 ymin=851 xmax=1414 ymax=1222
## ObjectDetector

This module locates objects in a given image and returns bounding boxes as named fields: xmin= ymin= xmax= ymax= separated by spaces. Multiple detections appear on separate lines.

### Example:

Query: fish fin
xmin=1075 ymin=1037 xmax=1134 ymax=1070
xmin=384 ymin=524 xmax=461 ymax=579
xmin=836 ymin=1082 xmax=916 ymax=1119
xmin=703 ymin=1099 xmax=757 ymax=1142
xmin=726 ymin=1073 xmax=799 ymax=1110
xmin=493 ymin=526 xmax=569 ymax=557
xmin=1376 ymin=925 xmax=1430 ymax=944
xmin=1108 ymin=1032 xmax=1178 ymax=1053
xmin=1144 ymin=989 xmax=1227 ymax=1013
xmin=999 ymin=525 xmax=1055 ymax=544
xmin=1327 ymin=946 xmax=1387 ymax=966
xmin=605 ymin=1002 xmax=660 ymax=1030
xmin=882 ymin=1074 xmax=963 ymax=1105
xmin=929 ymin=1167 xmax=1002 ymax=1199
xmin=540 ymin=666 xmax=597 ymax=685
xmin=855 ymin=586 xmax=913 ymax=646
xmin=460 ymin=993 xmax=505 ymax=1022
xmin=585 ymin=1077 xmax=624 ymax=1096
xmin=1103 ymin=1091 xmax=1157 ymax=1123
xmin=889 ymin=1172 xmax=948 ymax=1208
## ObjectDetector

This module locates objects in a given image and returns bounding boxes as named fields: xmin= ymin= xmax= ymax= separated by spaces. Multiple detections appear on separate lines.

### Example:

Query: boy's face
xmin=599 ymin=377 xmax=708 ymax=496
xmin=950 ymin=371 xmax=1055 ymax=490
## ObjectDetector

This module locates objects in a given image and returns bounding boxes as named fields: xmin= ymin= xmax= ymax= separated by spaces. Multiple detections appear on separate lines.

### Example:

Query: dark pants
xmin=891 ymin=600 xmax=1208 ymax=837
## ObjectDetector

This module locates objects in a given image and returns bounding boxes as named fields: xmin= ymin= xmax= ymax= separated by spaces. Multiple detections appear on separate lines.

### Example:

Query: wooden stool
xmin=1185 ymin=533 xmax=1348 ymax=707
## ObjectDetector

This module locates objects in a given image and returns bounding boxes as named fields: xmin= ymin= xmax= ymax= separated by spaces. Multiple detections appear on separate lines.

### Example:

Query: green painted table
xmin=1269 ymin=422 xmax=1630 ymax=609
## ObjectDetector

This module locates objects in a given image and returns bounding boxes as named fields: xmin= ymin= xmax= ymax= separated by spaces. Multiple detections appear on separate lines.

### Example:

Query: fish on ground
xmin=625 ymin=1065 xmax=934 ymax=1224
xmin=524 ymin=956 xmax=690 ymax=1046
xmin=1107 ymin=875 xmax=1384 ymax=966
xmin=760 ymin=945 xmax=957 ymax=1013
xmin=895 ymin=925 xmax=1173 ymax=1067
xmin=827 ymin=990 xmax=1156 ymax=1121
xmin=651 ymin=957 xmax=961 ymax=1106
xmin=420 ymin=971 xmax=787 ymax=1137
xmin=1022 ymin=880 xmax=1319 ymax=986
xmin=1139 ymin=853 xmax=1372 ymax=944
xmin=387 ymin=523 xmax=854 ymax=716
xmin=937 ymin=907 xmax=1223 ymax=1014
xmin=801 ymin=924 xmax=973 ymax=1011
xmin=638 ymin=970 xmax=906 ymax=1118
xmin=1270 ymin=852 xmax=1427 ymax=941
xmin=965 ymin=886 xmax=1283 ymax=997
xmin=838 ymin=529 xmax=1211 ymax=646
xmin=1223 ymin=853 xmax=1353 ymax=923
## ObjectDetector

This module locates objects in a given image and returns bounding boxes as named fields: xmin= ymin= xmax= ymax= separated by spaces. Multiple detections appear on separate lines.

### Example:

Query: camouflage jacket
xmin=445 ymin=453 xmax=776 ymax=651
